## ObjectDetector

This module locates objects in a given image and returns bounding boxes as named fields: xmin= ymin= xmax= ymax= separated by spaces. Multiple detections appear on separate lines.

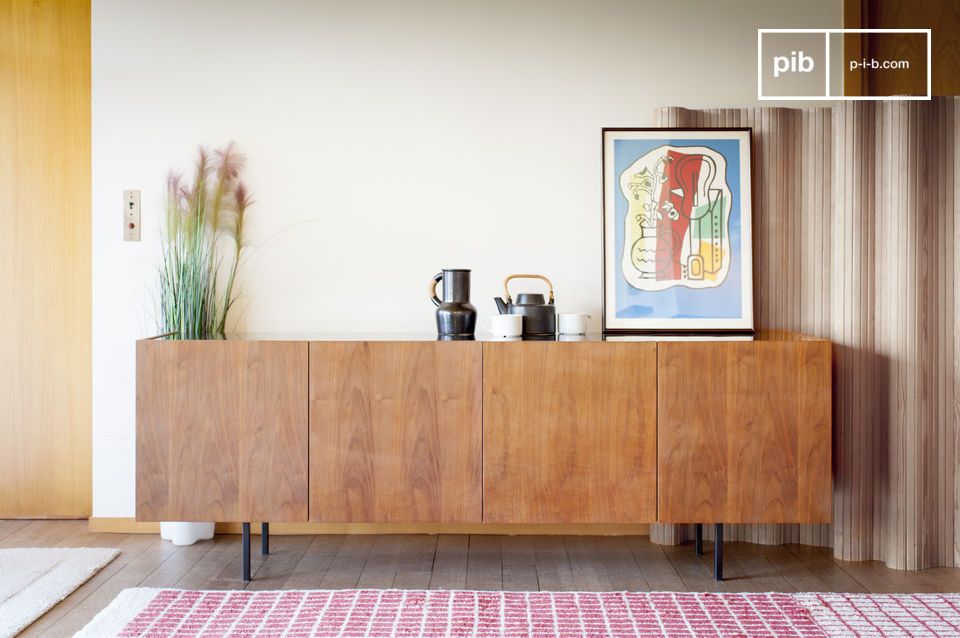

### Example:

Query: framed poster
xmin=602 ymin=128 xmax=753 ymax=332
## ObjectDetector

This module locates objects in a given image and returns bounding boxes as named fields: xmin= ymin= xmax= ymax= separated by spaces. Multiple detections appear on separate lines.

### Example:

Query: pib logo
xmin=773 ymin=50 xmax=815 ymax=78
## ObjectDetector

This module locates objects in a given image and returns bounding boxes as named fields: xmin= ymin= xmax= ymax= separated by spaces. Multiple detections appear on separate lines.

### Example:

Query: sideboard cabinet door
xmin=483 ymin=342 xmax=658 ymax=523
xmin=309 ymin=341 xmax=482 ymax=523
xmin=136 ymin=340 xmax=309 ymax=522
xmin=657 ymin=341 xmax=832 ymax=524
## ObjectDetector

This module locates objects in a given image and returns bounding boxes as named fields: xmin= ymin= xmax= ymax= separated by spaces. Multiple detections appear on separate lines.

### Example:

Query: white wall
xmin=92 ymin=0 xmax=841 ymax=517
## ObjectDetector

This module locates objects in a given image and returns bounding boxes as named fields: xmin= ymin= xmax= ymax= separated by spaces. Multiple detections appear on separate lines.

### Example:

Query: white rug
xmin=0 ymin=547 xmax=119 ymax=638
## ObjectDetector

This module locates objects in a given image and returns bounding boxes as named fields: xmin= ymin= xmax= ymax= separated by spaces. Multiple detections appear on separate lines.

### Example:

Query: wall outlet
xmin=123 ymin=189 xmax=141 ymax=241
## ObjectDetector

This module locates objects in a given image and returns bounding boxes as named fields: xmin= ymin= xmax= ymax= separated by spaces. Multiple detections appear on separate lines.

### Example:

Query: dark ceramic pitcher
xmin=431 ymin=269 xmax=477 ymax=337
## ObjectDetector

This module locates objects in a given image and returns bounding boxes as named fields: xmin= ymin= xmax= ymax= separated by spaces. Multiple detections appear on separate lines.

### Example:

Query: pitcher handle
xmin=503 ymin=273 xmax=554 ymax=304
xmin=430 ymin=272 xmax=443 ymax=307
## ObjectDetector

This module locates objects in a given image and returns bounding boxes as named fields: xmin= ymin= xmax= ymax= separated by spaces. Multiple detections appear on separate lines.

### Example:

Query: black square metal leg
xmin=694 ymin=523 xmax=703 ymax=556
xmin=714 ymin=523 xmax=723 ymax=581
xmin=242 ymin=522 xmax=251 ymax=582
xmin=261 ymin=522 xmax=269 ymax=555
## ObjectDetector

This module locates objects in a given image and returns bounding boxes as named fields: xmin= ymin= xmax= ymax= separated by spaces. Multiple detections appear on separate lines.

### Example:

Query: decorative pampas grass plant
xmin=157 ymin=143 xmax=252 ymax=339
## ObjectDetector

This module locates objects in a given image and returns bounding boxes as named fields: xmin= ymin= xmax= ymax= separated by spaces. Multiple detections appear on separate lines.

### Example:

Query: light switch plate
xmin=123 ymin=189 xmax=141 ymax=241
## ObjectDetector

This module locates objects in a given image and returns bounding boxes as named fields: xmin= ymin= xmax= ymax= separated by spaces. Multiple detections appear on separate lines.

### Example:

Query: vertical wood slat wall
xmin=649 ymin=99 xmax=960 ymax=570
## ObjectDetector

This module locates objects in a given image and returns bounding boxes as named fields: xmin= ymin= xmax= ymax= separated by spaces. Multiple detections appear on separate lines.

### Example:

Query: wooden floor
xmin=4 ymin=520 xmax=960 ymax=637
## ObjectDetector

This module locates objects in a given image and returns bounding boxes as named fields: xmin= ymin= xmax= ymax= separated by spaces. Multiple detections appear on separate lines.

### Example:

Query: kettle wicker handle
xmin=503 ymin=274 xmax=554 ymax=304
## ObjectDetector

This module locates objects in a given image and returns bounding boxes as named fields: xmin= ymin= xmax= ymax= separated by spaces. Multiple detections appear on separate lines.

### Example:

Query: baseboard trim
xmin=89 ymin=518 xmax=162 ymax=533
xmin=89 ymin=518 xmax=651 ymax=536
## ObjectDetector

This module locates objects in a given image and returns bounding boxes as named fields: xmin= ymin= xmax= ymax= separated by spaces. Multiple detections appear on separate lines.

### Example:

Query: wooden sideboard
xmin=136 ymin=331 xmax=831 ymax=581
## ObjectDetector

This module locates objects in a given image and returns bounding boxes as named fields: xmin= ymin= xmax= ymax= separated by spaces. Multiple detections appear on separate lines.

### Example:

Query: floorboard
xmin=625 ymin=536 xmax=686 ymax=592
xmin=392 ymin=534 xmax=437 ymax=590
xmin=722 ymin=542 xmax=796 ymax=593
xmin=320 ymin=534 xmax=375 ymax=590
xmin=661 ymin=543 xmax=726 ymax=593
xmin=762 ymin=544 xmax=844 ymax=592
xmin=532 ymin=535 xmax=577 ymax=591
xmin=247 ymin=534 xmax=315 ymax=591
xmin=466 ymin=535 xmax=502 ymax=591
xmin=175 ymin=535 xmax=246 ymax=590
xmin=564 ymin=536 xmax=615 ymax=591
xmin=139 ymin=539 xmax=214 ymax=588
xmin=592 ymin=536 xmax=650 ymax=592
xmin=500 ymin=535 xmax=539 ymax=592
xmin=356 ymin=534 xmax=406 ymax=589
xmin=0 ymin=518 xmax=34 ymax=541
xmin=2 ymin=521 xmax=958 ymax=635
xmin=429 ymin=534 xmax=469 ymax=590
xmin=784 ymin=543 xmax=871 ymax=592
xmin=282 ymin=534 xmax=344 ymax=589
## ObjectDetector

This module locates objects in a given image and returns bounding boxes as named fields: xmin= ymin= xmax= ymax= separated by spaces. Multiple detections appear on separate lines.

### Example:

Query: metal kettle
xmin=493 ymin=274 xmax=556 ymax=337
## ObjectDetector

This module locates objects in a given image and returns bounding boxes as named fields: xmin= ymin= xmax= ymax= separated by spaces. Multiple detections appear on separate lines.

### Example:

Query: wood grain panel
xmin=844 ymin=0 xmax=960 ymax=96
xmin=136 ymin=340 xmax=308 ymax=522
xmin=483 ymin=342 xmax=657 ymax=524
xmin=0 ymin=0 xmax=91 ymax=517
xmin=658 ymin=341 xmax=832 ymax=525
xmin=309 ymin=341 xmax=482 ymax=523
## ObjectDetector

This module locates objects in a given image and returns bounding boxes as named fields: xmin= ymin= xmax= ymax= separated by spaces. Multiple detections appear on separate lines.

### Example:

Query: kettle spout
xmin=494 ymin=297 xmax=509 ymax=314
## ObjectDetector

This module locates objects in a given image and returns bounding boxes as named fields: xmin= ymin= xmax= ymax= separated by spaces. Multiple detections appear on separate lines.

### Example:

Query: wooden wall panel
xmin=653 ymin=98 xmax=960 ymax=571
xmin=483 ymin=342 xmax=657 ymax=524
xmin=0 ymin=0 xmax=91 ymax=517
xmin=658 ymin=341 xmax=832 ymax=524
xmin=868 ymin=100 xmax=959 ymax=570
xmin=309 ymin=341 xmax=482 ymax=523
xmin=136 ymin=340 xmax=309 ymax=522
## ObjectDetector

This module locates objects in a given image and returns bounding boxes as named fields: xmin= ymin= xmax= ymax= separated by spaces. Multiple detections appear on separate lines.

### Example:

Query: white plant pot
xmin=160 ymin=521 xmax=215 ymax=546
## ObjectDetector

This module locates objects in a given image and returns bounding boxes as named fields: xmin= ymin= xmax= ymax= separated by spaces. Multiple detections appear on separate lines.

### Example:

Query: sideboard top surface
xmin=138 ymin=329 xmax=826 ymax=344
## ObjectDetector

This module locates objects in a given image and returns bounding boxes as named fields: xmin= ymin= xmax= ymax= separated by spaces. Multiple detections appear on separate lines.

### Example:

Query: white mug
xmin=481 ymin=314 xmax=523 ymax=337
xmin=558 ymin=313 xmax=591 ymax=335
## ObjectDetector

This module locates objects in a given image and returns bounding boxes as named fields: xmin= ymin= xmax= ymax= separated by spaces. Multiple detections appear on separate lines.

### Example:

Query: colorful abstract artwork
xmin=602 ymin=129 xmax=753 ymax=332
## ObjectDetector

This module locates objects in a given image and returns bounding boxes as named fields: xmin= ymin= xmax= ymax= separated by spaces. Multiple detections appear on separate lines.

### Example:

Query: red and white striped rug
xmin=76 ymin=588 xmax=960 ymax=637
